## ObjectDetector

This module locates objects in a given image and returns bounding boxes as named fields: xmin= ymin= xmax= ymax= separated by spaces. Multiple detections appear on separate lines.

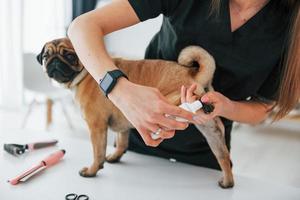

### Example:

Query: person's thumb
xmin=201 ymin=95 xmax=210 ymax=103
xmin=201 ymin=92 xmax=216 ymax=103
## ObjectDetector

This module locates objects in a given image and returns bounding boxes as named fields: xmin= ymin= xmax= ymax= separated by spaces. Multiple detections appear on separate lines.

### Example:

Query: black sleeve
xmin=254 ymin=63 xmax=283 ymax=103
xmin=128 ymin=0 xmax=180 ymax=21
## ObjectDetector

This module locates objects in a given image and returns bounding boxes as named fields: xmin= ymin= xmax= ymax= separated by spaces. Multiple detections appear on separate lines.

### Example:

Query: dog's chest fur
xmin=74 ymin=74 xmax=132 ymax=132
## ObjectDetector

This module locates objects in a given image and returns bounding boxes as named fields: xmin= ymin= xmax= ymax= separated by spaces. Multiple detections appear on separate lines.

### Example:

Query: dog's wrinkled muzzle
xmin=46 ymin=57 xmax=79 ymax=83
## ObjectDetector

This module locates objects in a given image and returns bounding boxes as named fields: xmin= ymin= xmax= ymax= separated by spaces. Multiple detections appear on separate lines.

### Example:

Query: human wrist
xmin=222 ymin=97 xmax=236 ymax=118
xmin=107 ymin=77 xmax=131 ymax=103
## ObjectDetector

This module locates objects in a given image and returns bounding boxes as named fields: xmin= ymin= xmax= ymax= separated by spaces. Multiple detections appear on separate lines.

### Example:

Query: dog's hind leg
xmin=195 ymin=117 xmax=234 ymax=188
xmin=106 ymin=130 xmax=129 ymax=163
xmin=79 ymin=124 xmax=108 ymax=177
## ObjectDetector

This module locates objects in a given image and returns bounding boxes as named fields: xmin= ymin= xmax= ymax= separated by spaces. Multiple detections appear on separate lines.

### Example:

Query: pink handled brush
xmin=8 ymin=149 xmax=65 ymax=185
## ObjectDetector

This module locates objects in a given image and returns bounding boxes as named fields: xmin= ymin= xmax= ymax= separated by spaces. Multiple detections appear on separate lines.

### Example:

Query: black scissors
xmin=65 ymin=193 xmax=89 ymax=200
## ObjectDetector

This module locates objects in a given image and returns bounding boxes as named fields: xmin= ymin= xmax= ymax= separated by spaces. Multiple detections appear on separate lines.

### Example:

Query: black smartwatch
xmin=99 ymin=69 xmax=128 ymax=97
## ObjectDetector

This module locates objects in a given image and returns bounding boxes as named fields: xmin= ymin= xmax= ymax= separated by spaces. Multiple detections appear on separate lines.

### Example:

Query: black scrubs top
xmin=127 ymin=0 xmax=290 ymax=169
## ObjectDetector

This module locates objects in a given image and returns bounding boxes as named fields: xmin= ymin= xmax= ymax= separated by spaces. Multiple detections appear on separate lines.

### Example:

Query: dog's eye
xmin=66 ymin=53 xmax=77 ymax=61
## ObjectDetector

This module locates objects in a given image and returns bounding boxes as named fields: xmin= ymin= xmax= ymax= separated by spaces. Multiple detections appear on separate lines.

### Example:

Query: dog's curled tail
xmin=178 ymin=46 xmax=216 ymax=86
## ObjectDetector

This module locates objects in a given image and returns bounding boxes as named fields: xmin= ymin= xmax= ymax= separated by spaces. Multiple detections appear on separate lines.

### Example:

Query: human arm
xmin=181 ymin=84 xmax=274 ymax=125
xmin=67 ymin=0 xmax=193 ymax=146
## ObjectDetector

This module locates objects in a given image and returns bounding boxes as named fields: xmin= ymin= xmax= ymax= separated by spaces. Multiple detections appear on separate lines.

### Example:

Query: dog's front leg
xmin=106 ymin=130 xmax=129 ymax=163
xmin=196 ymin=118 xmax=234 ymax=188
xmin=79 ymin=124 xmax=107 ymax=177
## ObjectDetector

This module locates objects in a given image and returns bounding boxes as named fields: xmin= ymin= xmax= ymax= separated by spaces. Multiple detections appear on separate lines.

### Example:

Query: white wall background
xmin=0 ymin=0 xmax=72 ymax=109
xmin=97 ymin=0 xmax=163 ymax=59
xmin=0 ymin=0 xmax=24 ymax=109
xmin=23 ymin=0 xmax=72 ymax=53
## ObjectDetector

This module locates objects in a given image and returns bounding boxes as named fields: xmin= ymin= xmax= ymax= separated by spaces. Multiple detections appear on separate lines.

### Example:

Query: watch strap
xmin=109 ymin=69 xmax=128 ymax=80
xmin=99 ymin=69 xmax=128 ymax=97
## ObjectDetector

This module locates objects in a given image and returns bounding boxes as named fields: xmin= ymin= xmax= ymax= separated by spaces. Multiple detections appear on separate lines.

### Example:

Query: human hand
xmin=181 ymin=83 xmax=233 ymax=124
xmin=109 ymin=78 xmax=194 ymax=147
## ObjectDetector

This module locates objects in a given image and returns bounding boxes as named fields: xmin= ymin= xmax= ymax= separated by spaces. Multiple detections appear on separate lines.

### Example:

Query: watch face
xmin=100 ymin=73 xmax=114 ymax=92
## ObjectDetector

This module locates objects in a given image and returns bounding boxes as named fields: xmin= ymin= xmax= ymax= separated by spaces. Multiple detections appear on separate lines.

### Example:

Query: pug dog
xmin=37 ymin=38 xmax=234 ymax=188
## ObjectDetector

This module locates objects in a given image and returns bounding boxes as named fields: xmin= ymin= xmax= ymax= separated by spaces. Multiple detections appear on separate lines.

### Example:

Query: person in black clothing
xmin=68 ymin=0 xmax=300 ymax=170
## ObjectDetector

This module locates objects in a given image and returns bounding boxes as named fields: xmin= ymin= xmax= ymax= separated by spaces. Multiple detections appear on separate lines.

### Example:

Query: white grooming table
xmin=1 ymin=130 xmax=300 ymax=200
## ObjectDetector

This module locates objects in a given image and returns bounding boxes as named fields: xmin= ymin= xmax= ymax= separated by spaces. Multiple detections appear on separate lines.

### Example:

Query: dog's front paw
xmin=79 ymin=165 xmax=103 ymax=177
xmin=218 ymin=177 xmax=234 ymax=189
xmin=79 ymin=167 xmax=96 ymax=177
xmin=106 ymin=153 xmax=122 ymax=163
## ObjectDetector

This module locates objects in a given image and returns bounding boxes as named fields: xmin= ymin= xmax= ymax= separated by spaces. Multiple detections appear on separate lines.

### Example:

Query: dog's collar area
xmin=69 ymin=68 xmax=88 ymax=88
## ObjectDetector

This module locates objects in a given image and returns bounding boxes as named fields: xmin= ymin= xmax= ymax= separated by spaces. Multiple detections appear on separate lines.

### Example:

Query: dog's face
xmin=37 ymin=38 xmax=84 ymax=86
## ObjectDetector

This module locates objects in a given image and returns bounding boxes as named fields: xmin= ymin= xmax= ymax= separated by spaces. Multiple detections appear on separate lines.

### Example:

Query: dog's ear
xmin=36 ymin=45 xmax=45 ymax=65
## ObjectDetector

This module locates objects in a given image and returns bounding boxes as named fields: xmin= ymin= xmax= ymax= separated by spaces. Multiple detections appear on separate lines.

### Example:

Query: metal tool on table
xmin=3 ymin=139 xmax=58 ymax=156
xmin=65 ymin=193 xmax=89 ymax=200
xmin=7 ymin=149 xmax=65 ymax=185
